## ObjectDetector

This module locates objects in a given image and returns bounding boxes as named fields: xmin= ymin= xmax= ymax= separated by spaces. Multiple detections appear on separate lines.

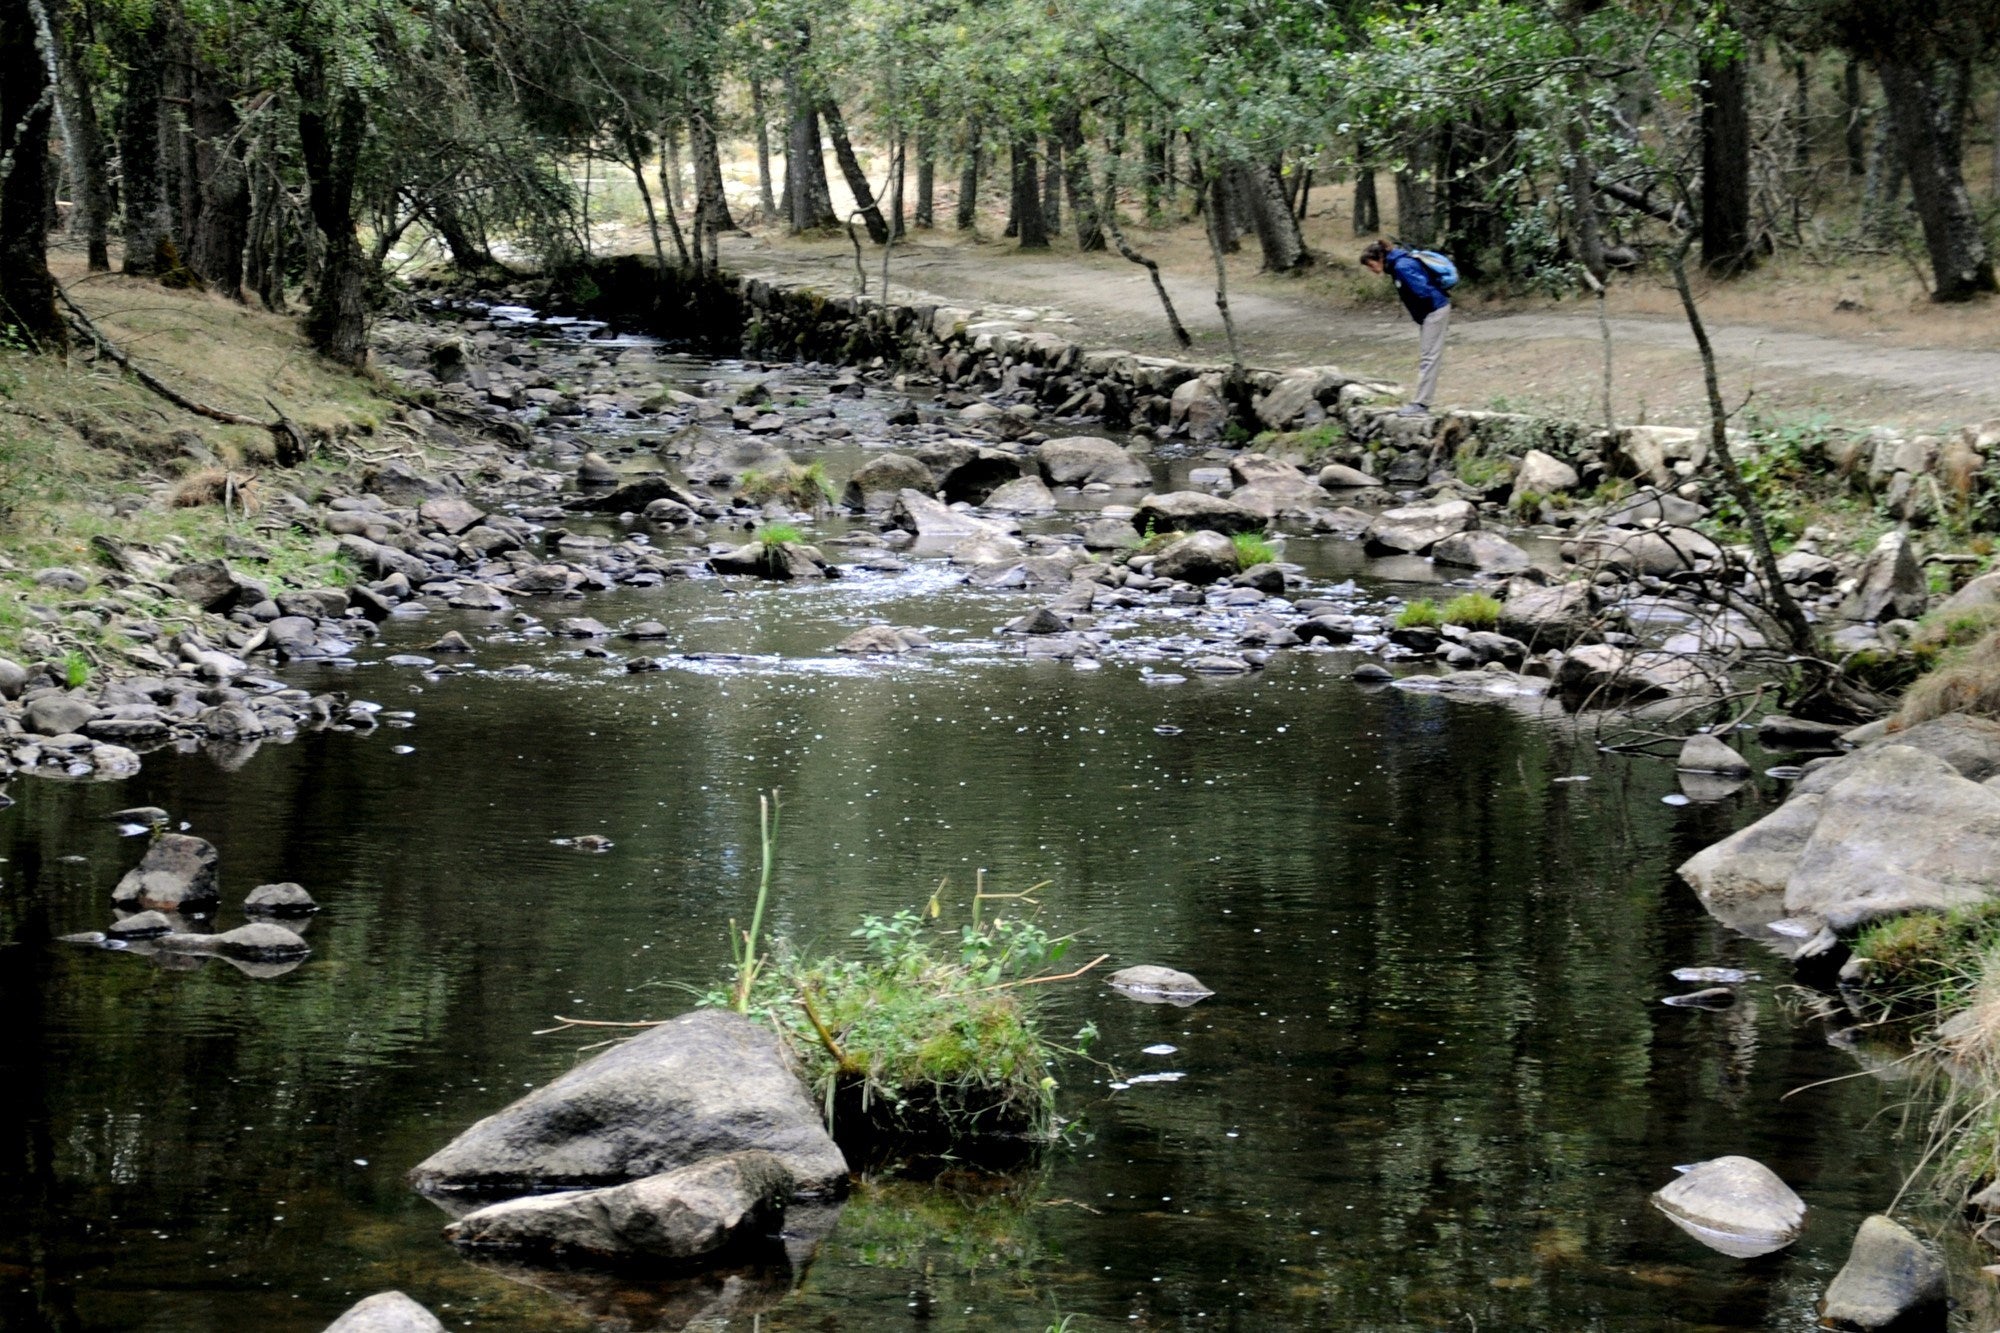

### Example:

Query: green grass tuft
xmin=1231 ymin=531 xmax=1278 ymax=570
xmin=1395 ymin=598 xmax=1443 ymax=630
xmin=1441 ymin=592 xmax=1502 ymax=630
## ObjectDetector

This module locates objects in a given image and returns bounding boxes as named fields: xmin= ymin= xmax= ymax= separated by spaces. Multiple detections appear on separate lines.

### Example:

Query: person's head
xmin=1359 ymin=239 xmax=1390 ymax=274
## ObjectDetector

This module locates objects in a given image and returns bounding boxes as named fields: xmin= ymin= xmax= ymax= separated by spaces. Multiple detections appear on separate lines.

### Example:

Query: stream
xmin=0 ymin=331 xmax=1977 ymax=1331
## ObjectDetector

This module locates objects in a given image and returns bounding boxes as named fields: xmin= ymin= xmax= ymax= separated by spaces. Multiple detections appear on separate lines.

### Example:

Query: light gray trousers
xmin=1413 ymin=305 xmax=1450 ymax=409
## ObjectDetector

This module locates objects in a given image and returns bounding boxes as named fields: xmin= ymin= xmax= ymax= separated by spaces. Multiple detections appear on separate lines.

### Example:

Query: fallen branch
xmin=971 ymin=952 xmax=1111 ymax=995
xmin=58 ymin=283 xmax=311 ymax=465
xmin=531 ymin=1015 xmax=667 ymax=1035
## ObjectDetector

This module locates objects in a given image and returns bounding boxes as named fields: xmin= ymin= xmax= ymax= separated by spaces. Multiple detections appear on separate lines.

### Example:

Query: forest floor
xmin=689 ymin=217 xmax=2000 ymax=435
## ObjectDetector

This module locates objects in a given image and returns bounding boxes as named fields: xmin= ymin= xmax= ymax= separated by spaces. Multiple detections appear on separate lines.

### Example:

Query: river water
xmin=0 ymin=346 xmax=1977 ymax=1331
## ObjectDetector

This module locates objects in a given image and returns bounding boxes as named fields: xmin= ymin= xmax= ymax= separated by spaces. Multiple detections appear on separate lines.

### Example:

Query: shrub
xmin=754 ymin=522 xmax=805 ymax=547
xmin=1395 ymin=598 xmax=1442 ymax=630
xmin=63 ymin=649 xmax=90 ymax=689
xmin=1896 ymin=625 xmax=2000 ymax=728
xmin=739 ymin=462 xmax=836 ymax=510
xmin=1231 ymin=532 xmax=1277 ymax=569
xmin=1441 ymin=592 xmax=1502 ymax=630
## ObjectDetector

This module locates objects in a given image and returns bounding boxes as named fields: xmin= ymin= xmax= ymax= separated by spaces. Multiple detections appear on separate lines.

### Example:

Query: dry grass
xmin=1897 ymin=626 xmax=2000 ymax=727
xmin=170 ymin=468 xmax=261 ymax=512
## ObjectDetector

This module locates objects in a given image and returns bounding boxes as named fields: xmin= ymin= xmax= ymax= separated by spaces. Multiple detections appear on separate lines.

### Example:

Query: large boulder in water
xmin=323 ymin=1292 xmax=445 ymax=1333
xmin=1651 ymin=1156 xmax=1805 ymax=1258
xmin=1680 ymin=742 xmax=2000 ymax=930
xmin=1134 ymin=491 xmax=1263 ymax=537
xmin=887 ymin=490 xmax=1016 ymax=550
xmin=1819 ymin=1215 xmax=1946 ymax=1331
xmin=111 ymin=834 xmax=220 ymax=912
xmin=1035 ymin=436 xmax=1150 ymax=488
xmin=1363 ymin=500 xmax=1475 ymax=556
xmin=1496 ymin=578 xmax=1598 ymax=648
xmin=445 ymin=1151 xmax=792 ymax=1263
xmin=1149 ymin=531 xmax=1237 ymax=587
xmin=409 ymin=1009 xmax=847 ymax=1198
xmin=842 ymin=454 xmax=934 ymax=513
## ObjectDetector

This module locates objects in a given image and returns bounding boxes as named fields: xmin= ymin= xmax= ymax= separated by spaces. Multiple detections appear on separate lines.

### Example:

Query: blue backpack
xmin=1409 ymin=248 xmax=1460 ymax=289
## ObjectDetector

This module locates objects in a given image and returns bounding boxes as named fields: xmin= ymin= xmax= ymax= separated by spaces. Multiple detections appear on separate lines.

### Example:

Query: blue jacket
xmin=1386 ymin=248 xmax=1450 ymax=324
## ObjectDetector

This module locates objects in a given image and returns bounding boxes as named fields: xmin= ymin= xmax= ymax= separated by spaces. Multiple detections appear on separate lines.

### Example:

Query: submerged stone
xmin=1651 ymin=1156 xmax=1805 ymax=1258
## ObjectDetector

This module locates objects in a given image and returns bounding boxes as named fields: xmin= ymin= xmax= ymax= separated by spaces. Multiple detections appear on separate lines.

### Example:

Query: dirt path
xmin=718 ymin=230 xmax=2000 ymax=434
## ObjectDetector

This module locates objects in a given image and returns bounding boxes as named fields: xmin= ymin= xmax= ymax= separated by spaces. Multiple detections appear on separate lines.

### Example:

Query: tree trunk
xmin=782 ymin=66 xmax=835 ymax=232
xmin=1142 ymin=124 xmax=1166 ymax=220
xmin=54 ymin=16 xmax=109 ymax=272
xmin=1876 ymin=55 xmax=1997 ymax=301
xmin=424 ymin=195 xmax=494 ymax=272
xmin=1699 ymin=43 xmax=1755 ymax=276
xmin=1098 ymin=147 xmax=1190 ymax=348
xmin=1041 ymin=135 xmax=1061 ymax=232
xmin=1393 ymin=168 xmax=1432 ymax=245
xmin=0 ymin=0 xmax=66 ymax=350
xmin=750 ymin=73 xmax=777 ymax=219
xmin=1862 ymin=97 xmax=1905 ymax=238
xmin=187 ymin=70 xmax=249 ymax=300
xmin=1843 ymin=60 xmax=1866 ymax=177
xmin=821 ymin=99 xmax=887 ymax=244
xmin=1293 ymin=167 xmax=1311 ymax=221
xmin=914 ymin=114 xmax=934 ymax=228
xmin=1010 ymin=137 xmax=1047 ymax=249
xmin=1352 ymin=162 xmax=1379 ymax=234
xmin=246 ymin=157 xmax=288 ymax=310
xmin=1055 ymin=107 xmax=1102 ymax=251
xmin=116 ymin=10 xmax=173 ymax=275
xmin=954 ymin=119 xmax=981 ymax=230
xmin=1237 ymin=159 xmax=1310 ymax=271
xmin=689 ymin=97 xmax=735 ymax=244
xmin=295 ymin=64 xmax=369 ymax=368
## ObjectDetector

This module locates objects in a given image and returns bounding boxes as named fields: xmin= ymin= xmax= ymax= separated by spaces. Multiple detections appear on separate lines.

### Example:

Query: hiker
xmin=1360 ymin=239 xmax=1452 ymax=417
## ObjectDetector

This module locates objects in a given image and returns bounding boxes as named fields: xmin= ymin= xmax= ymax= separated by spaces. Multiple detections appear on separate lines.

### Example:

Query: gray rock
xmin=1150 ymin=531 xmax=1238 ymax=587
xmin=170 ymin=559 xmax=240 ymax=612
xmin=1252 ymin=367 xmax=1343 ymax=431
xmin=362 ymin=462 xmax=446 ymax=504
xmin=1227 ymin=475 xmax=1337 ymax=525
xmin=1845 ymin=713 xmax=2000 ymax=783
xmin=409 ymin=1008 xmax=847 ymax=1198
xmin=429 ymin=631 xmax=474 ymax=653
xmin=1777 ymin=548 xmax=1840 ymax=586
xmin=842 ymin=454 xmax=934 ymax=512
xmin=1679 ymin=794 xmax=1827 ymax=924
xmin=112 ymin=834 xmax=221 ymax=912
xmin=1080 ymin=518 xmax=1139 ymax=551
xmin=1819 ymin=1215 xmax=1946 ymax=1331
xmin=448 ymin=583 xmax=511 ymax=612
xmin=245 ymin=882 xmax=318 ymax=915
xmin=1556 ymin=645 xmax=1718 ymax=708
xmin=1037 ymin=436 xmax=1151 ymax=487
xmin=107 ymin=910 xmax=172 ymax=939
xmin=1004 ymin=608 xmax=1069 ymax=635
xmin=35 ymin=566 xmax=88 ymax=592
xmin=835 ymin=626 xmax=931 ymax=654
xmin=1134 ymin=491 xmax=1263 ymax=537
xmin=1757 ymin=716 xmax=1848 ymax=750
xmin=1842 ymin=530 xmax=1927 ymax=622
xmin=708 ymin=542 xmax=829 ymax=581
xmin=1600 ymin=487 xmax=1708 ymax=528
xmin=577 ymin=451 xmax=621 ymax=485
xmin=1107 ymin=965 xmax=1215 ymax=1001
xmin=982 ymin=476 xmax=1058 ymax=515
xmin=445 ymin=1151 xmax=792 ymax=1262
xmin=566 ymin=475 xmax=703 ymax=516
xmin=203 ymin=702 xmax=267 ymax=741
xmin=1432 ymin=530 xmax=1532 ymax=574
xmin=887 ymin=490 xmax=1014 ymax=549
xmin=1564 ymin=526 xmax=1721 ymax=577
xmin=212 ymin=921 xmax=311 ymax=960
xmin=556 ymin=618 xmax=612 ymax=638
xmin=1932 ymin=570 xmax=2000 ymax=622
xmin=1513 ymin=449 xmax=1579 ymax=495
xmin=0 ymin=656 xmax=28 ymax=698
xmin=1678 ymin=733 xmax=1752 ymax=777
xmin=1364 ymin=500 xmax=1476 ymax=555
xmin=1168 ymin=375 xmax=1229 ymax=440
xmin=1651 ymin=1156 xmax=1806 ymax=1258
xmin=1497 ymin=578 xmax=1598 ymax=648
xmin=323 ymin=1291 xmax=446 ymax=1333
xmin=418 ymin=497 xmax=486 ymax=535
xmin=1316 ymin=463 xmax=1380 ymax=489
xmin=25 ymin=694 xmax=97 ymax=736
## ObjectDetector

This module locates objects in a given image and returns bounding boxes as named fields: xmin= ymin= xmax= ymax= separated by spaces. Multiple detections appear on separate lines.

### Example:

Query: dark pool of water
xmin=0 ymin=352 xmax=1972 ymax=1331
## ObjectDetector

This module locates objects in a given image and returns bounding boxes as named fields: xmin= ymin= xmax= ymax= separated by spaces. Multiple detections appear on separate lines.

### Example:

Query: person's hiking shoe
xmin=1396 ymin=403 xmax=1431 ymax=417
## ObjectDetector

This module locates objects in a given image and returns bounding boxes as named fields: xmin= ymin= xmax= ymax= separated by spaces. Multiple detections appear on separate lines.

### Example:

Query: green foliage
xmin=1509 ymin=488 xmax=1545 ymax=518
xmin=720 ymin=897 xmax=1078 ymax=1143
xmin=740 ymin=463 xmax=837 ymax=511
xmin=1441 ymin=592 xmax=1501 ymax=630
xmin=1395 ymin=597 xmax=1443 ymax=630
xmin=1231 ymin=531 xmax=1277 ymax=569
xmin=1854 ymin=904 xmax=2000 ymax=1014
xmin=1453 ymin=444 xmax=1512 ymax=492
xmin=754 ymin=521 xmax=805 ymax=547
xmin=62 ymin=650 xmax=91 ymax=690
xmin=1221 ymin=420 xmax=1253 ymax=446
xmin=1257 ymin=423 xmax=1344 ymax=462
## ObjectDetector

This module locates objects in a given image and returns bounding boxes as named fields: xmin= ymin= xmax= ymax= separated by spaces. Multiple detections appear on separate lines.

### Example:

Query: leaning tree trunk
xmin=295 ymin=69 xmax=370 ymax=368
xmin=54 ymin=17 xmax=110 ymax=272
xmin=1237 ymin=159 xmax=1310 ymax=271
xmin=1010 ymin=137 xmax=1047 ymax=249
xmin=1699 ymin=41 xmax=1755 ymax=276
xmin=954 ymin=119 xmax=981 ymax=230
xmin=1876 ymin=55 xmax=1997 ymax=301
xmin=0 ymin=0 xmax=66 ymax=350
xmin=821 ymin=99 xmax=887 ymax=244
